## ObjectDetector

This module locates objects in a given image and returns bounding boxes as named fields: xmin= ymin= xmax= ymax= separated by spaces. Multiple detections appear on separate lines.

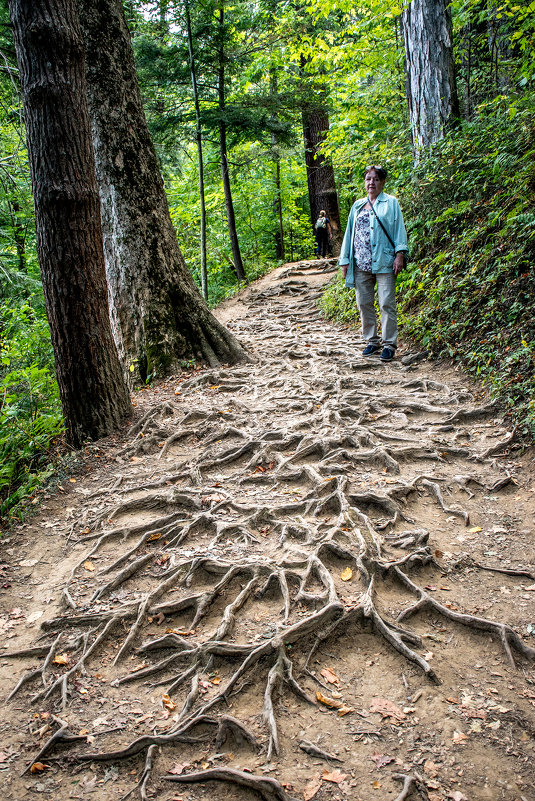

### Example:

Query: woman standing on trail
xmin=338 ymin=166 xmax=408 ymax=362
xmin=315 ymin=209 xmax=331 ymax=258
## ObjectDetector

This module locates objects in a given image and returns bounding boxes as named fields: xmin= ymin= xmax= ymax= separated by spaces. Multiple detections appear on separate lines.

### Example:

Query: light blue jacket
xmin=338 ymin=191 xmax=408 ymax=287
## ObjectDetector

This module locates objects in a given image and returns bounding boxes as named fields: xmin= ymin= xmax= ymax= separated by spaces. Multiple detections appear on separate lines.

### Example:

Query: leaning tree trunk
xmin=8 ymin=0 xmax=132 ymax=448
xmin=301 ymin=106 xmax=342 ymax=256
xmin=402 ymin=0 xmax=459 ymax=159
xmin=77 ymin=0 xmax=247 ymax=383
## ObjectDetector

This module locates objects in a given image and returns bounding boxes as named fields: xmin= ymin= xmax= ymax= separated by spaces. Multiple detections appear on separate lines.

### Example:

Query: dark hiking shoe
xmin=362 ymin=344 xmax=380 ymax=356
xmin=380 ymin=347 xmax=395 ymax=362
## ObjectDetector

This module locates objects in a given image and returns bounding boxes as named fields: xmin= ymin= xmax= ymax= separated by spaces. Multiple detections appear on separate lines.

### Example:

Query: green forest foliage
xmin=1 ymin=0 xmax=534 ymax=521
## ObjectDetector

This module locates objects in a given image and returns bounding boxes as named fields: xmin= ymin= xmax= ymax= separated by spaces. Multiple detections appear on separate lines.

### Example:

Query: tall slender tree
xmin=402 ymin=0 xmax=459 ymax=157
xmin=77 ymin=0 xmax=248 ymax=382
xmin=217 ymin=0 xmax=246 ymax=281
xmin=8 ymin=0 xmax=132 ymax=447
xmin=270 ymin=68 xmax=285 ymax=261
xmin=185 ymin=0 xmax=208 ymax=300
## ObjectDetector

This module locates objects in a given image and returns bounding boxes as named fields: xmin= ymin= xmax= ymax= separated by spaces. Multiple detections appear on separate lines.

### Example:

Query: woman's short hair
xmin=319 ymin=209 xmax=326 ymax=215
xmin=363 ymin=165 xmax=388 ymax=181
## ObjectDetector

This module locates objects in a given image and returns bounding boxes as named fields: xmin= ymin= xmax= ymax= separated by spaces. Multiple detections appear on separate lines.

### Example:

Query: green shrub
xmin=0 ymin=300 xmax=63 ymax=522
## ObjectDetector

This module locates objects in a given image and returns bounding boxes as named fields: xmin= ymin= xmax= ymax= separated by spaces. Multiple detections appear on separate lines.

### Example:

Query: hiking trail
xmin=1 ymin=260 xmax=535 ymax=801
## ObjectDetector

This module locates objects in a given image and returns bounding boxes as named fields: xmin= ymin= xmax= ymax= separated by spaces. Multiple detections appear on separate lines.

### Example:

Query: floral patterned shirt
xmin=353 ymin=208 xmax=372 ymax=272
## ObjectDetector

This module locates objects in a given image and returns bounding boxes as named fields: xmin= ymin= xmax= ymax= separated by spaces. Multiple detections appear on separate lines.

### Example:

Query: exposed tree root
xmin=394 ymin=567 xmax=535 ymax=667
xmin=165 ymin=767 xmax=298 ymax=801
xmin=392 ymin=772 xmax=429 ymax=801
xmin=6 ymin=261 xmax=531 ymax=801
xmin=299 ymin=739 xmax=344 ymax=762
xmin=120 ymin=744 xmax=158 ymax=801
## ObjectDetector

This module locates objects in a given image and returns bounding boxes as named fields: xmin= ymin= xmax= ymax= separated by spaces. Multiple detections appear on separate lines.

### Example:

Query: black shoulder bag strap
xmin=369 ymin=201 xmax=396 ymax=250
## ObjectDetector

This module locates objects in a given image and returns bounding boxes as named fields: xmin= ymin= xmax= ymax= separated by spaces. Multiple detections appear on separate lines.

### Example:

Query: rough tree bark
xmin=402 ymin=0 xmax=459 ymax=158
xmin=8 ymin=0 xmax=132 ymax=448
xmin=301 ymin=105 xmax=342 ymax=256
xmin=77 ymin=0 xmax=248 ymax=382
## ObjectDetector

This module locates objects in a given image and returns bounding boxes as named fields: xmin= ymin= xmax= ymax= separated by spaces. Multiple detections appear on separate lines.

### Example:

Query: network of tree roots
xmin=4 ymin=260 xmax=535 ymax=801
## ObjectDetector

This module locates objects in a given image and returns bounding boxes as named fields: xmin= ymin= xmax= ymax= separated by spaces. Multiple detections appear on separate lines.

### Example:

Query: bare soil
xmin=1 ymin=259 xmax=535 ymax=801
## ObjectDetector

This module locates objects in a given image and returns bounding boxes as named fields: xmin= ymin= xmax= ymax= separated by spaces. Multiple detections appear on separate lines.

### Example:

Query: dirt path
xmin=1 ymin=260 xmax=535 ymax=801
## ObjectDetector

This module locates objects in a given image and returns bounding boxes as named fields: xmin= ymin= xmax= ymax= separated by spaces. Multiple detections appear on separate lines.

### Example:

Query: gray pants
xmin=354 ymin=269 xmax=397 ymax=349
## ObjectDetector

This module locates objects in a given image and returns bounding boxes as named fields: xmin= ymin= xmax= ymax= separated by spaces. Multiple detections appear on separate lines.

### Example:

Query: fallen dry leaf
xmin=423 ymin=760 xmax=439 ymax=777
xmin=370 ymin=751 xmax=394 ymax=768
xmin=468 ymin=526 xmax=482 ymax=533
xmin=165 ymin=628 xmax=195 ymax=636
xmin=320 ymin=667 xmax=339 ymax=684
xmin=452 ymin=730 xmax=469 ymax=744
xmin=322 ymin=768 xmax=347 ymax=784
xmin=52 ymin=653 xmax=69 ymax=665
xmin=370 ymin=697 xmax=406 ymax=721
xmin=30 ymin=762 xmax=49 ymax=773
xmin=162 ymin=693 xmax=176 ymax=711
xmin=316 ymin=690 xmax=341 ymax=709
xmin=337 ymin=705 xmax=353 ymax=717
xmin=340 ymin=566 xmax=353 ymax=581
xmin=83 ymin=561 xmax=95 ymax=572
xmin=303 ymin=776 xmax=322 ymax=801
xmin=168 ymin=762 xmax=190 ymax=775
xmin=147 ymin=532 xmax=162 ymax=541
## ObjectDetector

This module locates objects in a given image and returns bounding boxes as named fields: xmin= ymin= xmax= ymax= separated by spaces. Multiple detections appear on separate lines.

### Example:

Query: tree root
xmin=31 ymin=619 xmax=118 ymax=708
xmin=478 ymin=427 xmax=516 ymax=459
xmin=214 ymin=714 xmax=259 ymax=751
xmin=6 ymin=265 xmax=530 ymax=801
xmin=299 ymin=739 xmax=344 ymax=762
xmin=392 ymin=772 xmax=429 ymax=801
xmin=165 ymin=767 xmax=298 ymax=801
xmin=120 ymin=744 xmax=158 ymax=801
xmin=420 ymin=479 xmax=469 ymax=525
xmin=7 ymin=634 xmax=61 ymax=701
xmin=264 ymin=645 xmax=314 ymax=760
xmin=394 ymin=567 xmax=535 ymax=668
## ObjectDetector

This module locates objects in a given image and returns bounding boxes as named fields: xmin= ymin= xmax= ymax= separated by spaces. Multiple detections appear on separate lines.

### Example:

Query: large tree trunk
xmin=217 ymin=0 xmax=245 ymax=283
xmin=402 ymin=0 xmax=459 ymax=158
xmin=8 ymin=0 xmax=132 ymax=448
xmin=301 ymin=106 xmax=342 ymax=256
xmin=77 ymin=0 xmax=247 ymax=383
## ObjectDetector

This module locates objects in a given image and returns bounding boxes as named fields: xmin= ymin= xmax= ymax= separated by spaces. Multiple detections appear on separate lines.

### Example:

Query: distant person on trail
xmin=315 ymin=209 xmax=331 ymax=258
xmin=338 ymin=165 xmax=408 ymax=362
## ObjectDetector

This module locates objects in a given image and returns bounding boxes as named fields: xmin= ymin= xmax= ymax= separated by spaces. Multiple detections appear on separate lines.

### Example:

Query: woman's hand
xmin=393 ymin=252 xmax=405 ymax=276
xmin=341 ymin=265 xmax=348 ymax=278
